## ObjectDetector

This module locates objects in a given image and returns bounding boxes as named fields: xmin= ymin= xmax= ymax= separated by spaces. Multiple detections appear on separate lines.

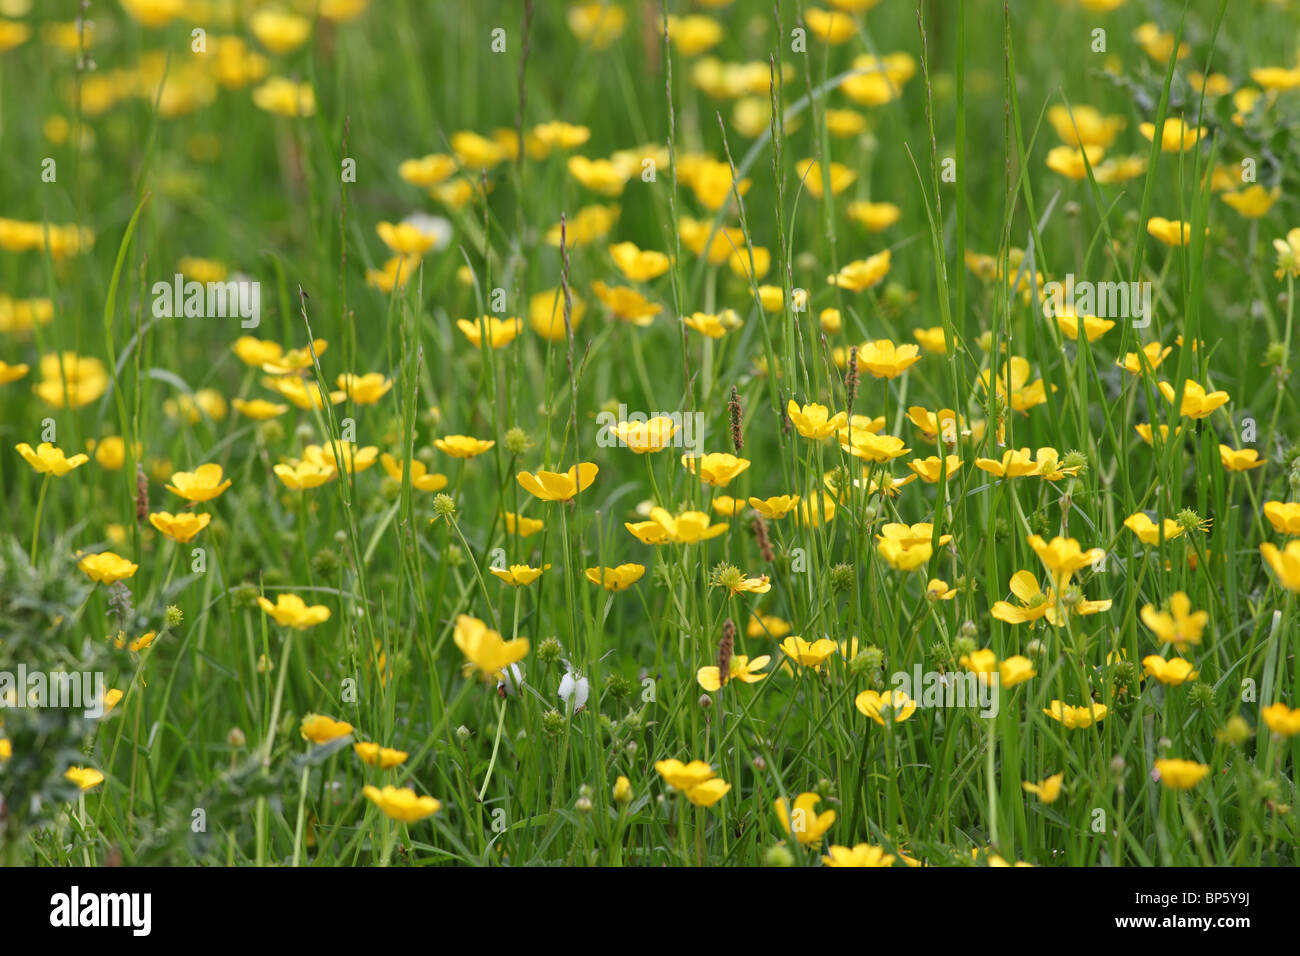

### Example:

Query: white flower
xmin=558 ymin=670 xmax=589 ymax=711
xmin=402 ymin=212 xmax=452 ymax=251
xmin=497 ymin=663 xmax=524 ymax=697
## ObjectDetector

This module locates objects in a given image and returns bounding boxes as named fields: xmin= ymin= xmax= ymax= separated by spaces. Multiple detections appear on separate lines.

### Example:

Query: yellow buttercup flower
xmin=979 ymin=357 xmax=1050 ymax=412
xmin=1055 ymin=308 xmax=1114 ymax=342
xmin=585 ymin=564 xmax=646 ymax=591
xmin=653 ymin=759 xmax=716 ymax=791
xmin=653 ymin=758 xmax=729 ymax=805
xmin=526 ymin=287 xmax=587 ymax=340
xmin=1142 ymin=655 xmax=1198 ymax=686
xmin=1221 ymin=185 xmax=1280 ymax=219
xmin=999 ymin=655 xmax=1038 ymax=687
xmin=683 ymin=309 xmax=743 ymax=338
xmin=781 ymin=635 xmax=837 ymax=670
xmin=259 ymin=593 xmax=331 ymax=630
xmin=450 ymin=130 xmax=508 ymax=168
xmin=1047 ymin=104 xmax=1125 ymax=147
xmin=975 ymin=447 xmax=1039 ymax=479
xmin=611 ymin=416 xmax=678 ymax=453
xmin=609 ymin=241 xmax=670 ymax=281
xmin=453 ymin=614 xmax=529 ymax=680
xmin=1042 ymin=700 xmax=1107 ymax=729
xmin=548 ymin=204 xmax=619 ymax=246
xmin=787 ymin=400 xmax=847 ymax=440
xmin=1046 ymin=144 xmax=1105 ymax=180
xmin=748 ymin=495 xmax=800 ymax=520
xmin=876 ymin=523 xmax=950 ymax=571
xmin=489 ymin=564 xmax=550 ymax=587
xmin=15 ymin=442 xmax=88 ymax=476
xmin=1264 ymin=501 xmax=1300 ymax=535
xmin=1154 ymin=758 xmax=1210 ymax=790
xmin=682 ymin=452 xmax=750 ymax=487
xmin=569 ymin=2 xmax=629 ymax=46
xmin=1116 ymin=342 xmax=1173 ymax=376
xmin=855 ymin=339 xmax=920 ymax=379
xmin=728 ymin=246 xmax=770 ymax=282
xmin=1147 ymin=216 xmax=1197 ymax=247
xmin=337 ymin=373 xmax=393 ymax=405
xmin=398 ymin=153 xmax=456 ymax=187
xmin=697 ymin=654 xmax=770 ymax=691
xmin=504 ymin=512 xmax=544 ymax=537
xmin=847 ymin=201 xmax=901 ymax=232
xmin=166 ymin=463 xmax=232 ymax=502
xmin=148 ymin=511 xmax=211 ymax=544
xmin=804 ymin=7 xmax=856 ymax=43
xmin=64 ymin=766 xmax=105 ymax=791
xmin=120 ymin=0 xmax=183 ymax=28
xmin=775 ymin=792 xmax=836 ymax=847
xmin=1027 ymin=534 xmax=1103 ymax=589
xmin=1022 ymin=772 xmax=1064 ymax=803
xmin=1261 ymin=702 xmax=1300 ymax=737
xmin=32 ymin=352 xmax=108 ymax=409
xmin=300 ymin=714 xmax=353 ymax=744
xmin=363 ymin=785 xmax=441 ymax=822
xmin=1141 ymin=592 xmax=1207 ymax=650
xmin=249 ymin=9 xmax=311 ymax=53
xmin=840 ymin=431 xmax=909 ymax=463
xmin=1272 ymin=228 xmax=1300 ymax=279
xmin=795 ymin=158 xmax=857 ymax=198
xmin=232 ymin=398 xmax=289 ymax=420
xmin=274 ymin=459 xmax=336 ymax=490
xmin=366 ymin=254 xmax=423 ymax=291
xmin=516 ymin=462 xmax=598 ymax=501
xmin=435 ymin=434 xmax=495 ymax=459
xmin=855 ymin=688 xmax=917 ymax=725
xmin=1139 ymin=117 xmax=1203 ymax=152
xmin=1124 ymin=512 xmax=1185 ymax=546
xmin=78 ymin=551 xmax=139 ymax=585
xmin=530 ymin=121 xmax=591 ymax=153
xmin=822 ymin=844 xmax=897 ymax=867
xmin=591 ymin=281 xmax=658 ymax=325
xmin=748 ymin=614 xmax=791 ymax=640
xmin=689 ymin=158 xmax=749 ymax=210
xmin=825 ymin=108 xmax=867 ymax=137
xmin=1158 ymin=379 xmax=1229 ymax=420
xmin=907 ymin=455 xmax=963 ymax=483
xmin=828 ymin=251 xmax=891 ymax=292
xmin=683 ymin=779 xmax=730 ymax=807
xmin=457 ymin=316 xmax=523 ymax=349
xmin=265 ymin=376 xmax=346 ymax=409
xmin=304 ymin=442 xmax=378 ymax=475
xmin=959 ymin=648 xmax=996 ymax=680
xmin=1261 ymin=541 xmax=1300 ymax=592
xmin=678 ymin=217 xmax=746 ymax=264
xmin=379 ymin=454 xmax=448 ymax=492
xmin=354 ymin=742 xmax=409 ymax=769
xmin=625 ymin=519 xmax=673 ymax=545
xmin=567 ymin=155 xmax=628 ymax=196
xmin=644 ymin=507 xmax=727 ymax=544
xmin=1218 ymin=446 xmax=1265 ymax=472
xmin=252 ymin=77 xmax=316 ymax=117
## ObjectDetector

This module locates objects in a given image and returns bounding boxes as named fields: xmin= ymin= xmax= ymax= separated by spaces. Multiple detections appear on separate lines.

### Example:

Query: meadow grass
xmin=0 ymin=0 xmax=1298 ymax=867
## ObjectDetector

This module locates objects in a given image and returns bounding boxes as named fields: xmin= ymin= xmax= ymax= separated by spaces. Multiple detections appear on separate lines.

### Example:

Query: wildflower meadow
xmin=1 ymin=0 xmax=1299 ymax=887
